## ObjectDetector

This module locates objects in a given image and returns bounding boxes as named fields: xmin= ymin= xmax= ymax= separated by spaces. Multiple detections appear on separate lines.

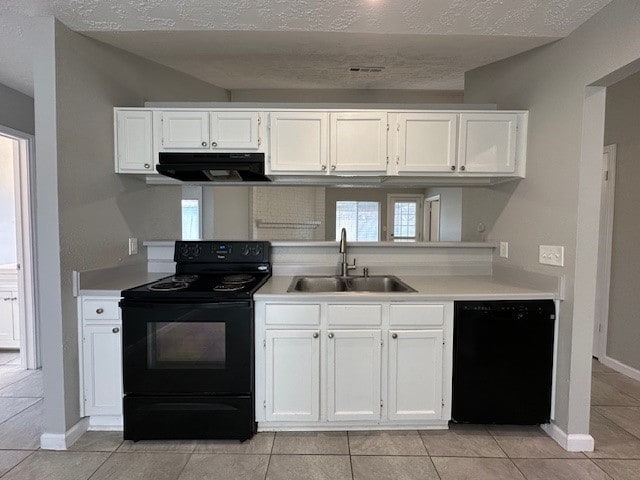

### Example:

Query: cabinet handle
xmin=450 ymin=166 xmax=456 ymax=171
xmin=96 ymin=308 xmax=104 ymax=314
xmin=144 ymin=163 xmax=150 ymax=169
xmin=313 ymin=332 xmax=319 ymax=338
xmin=331 ymin=165 xmax=336 ymax=171
xmin=10 ymin=297 xmax=17 ymax=301
xmin=112 ymin=327 xmax=120 ymax=334
xmin=211 ymin=141 xmax=218 ymax=147
xmin=201 ymin=141 xmax=207 ymax=147
xmin=2 ymin=298 xmax=10 ymax=301
xmin=460 ymin=165 xmax=466 ymax=171
xmin=321 ymin=165 xmax=327 ymax=171
xmin=328 ymin=332 xmax=334 ymax=339
xmin=392 ymin=333 xmax=398 ymax=339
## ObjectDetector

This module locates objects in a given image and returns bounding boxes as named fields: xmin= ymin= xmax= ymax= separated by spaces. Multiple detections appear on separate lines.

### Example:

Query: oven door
xmin=121 ymin=300 xmax=253 ymax=395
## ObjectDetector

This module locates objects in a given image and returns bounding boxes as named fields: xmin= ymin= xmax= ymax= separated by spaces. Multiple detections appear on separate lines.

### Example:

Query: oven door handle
xmin=119 ymin=300 xmax=251 ymax=309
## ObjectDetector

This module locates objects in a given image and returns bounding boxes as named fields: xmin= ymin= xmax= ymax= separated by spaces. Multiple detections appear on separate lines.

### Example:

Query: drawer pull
xmin=313 ymin=332 xmax=319 ymax=338
xmin=392 ymin=333 xmax=398 ymax=339
xmin=328 ymin=332 xmax=334 ymax=339
xmin=96 ymin=308 xmax=104 ymax=314
xmin=112 ymin=327 xmax=120 ymax=334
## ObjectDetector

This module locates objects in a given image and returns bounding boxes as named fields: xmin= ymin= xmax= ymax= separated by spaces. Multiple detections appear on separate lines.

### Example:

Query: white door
xmin=265 ymin=329 xmax=320 ymax=421
xmin=160 ymin=111 xmax=210 ymax=150
xmin=83 ymin=324 xmax=123 ymax=416
xmin=115 ymin=110 xmax=154 ymax=173
xmin=458 ymin=113 xmax=517 ymax=173
xmin=211 ymin=111 xmax=260 ymax=150
xmin=330 ymin=112 xmax=387 ymax=173
xmin=424 ymin=197 xmax=441 ymax=242
xmin=387 ymin=194 xmax=424 ymax=242
xmin=0 ymin=290 xmax=17 ymax=348
xmin=326 ymin=330 xmax=381 ymax=421
xmin=396 ymin=113 xmax=458 ymax=173
xmin=268 ymin=112 xmax=328 ymax=173
xmin=388 ymin=329 xmax=443 ymax=421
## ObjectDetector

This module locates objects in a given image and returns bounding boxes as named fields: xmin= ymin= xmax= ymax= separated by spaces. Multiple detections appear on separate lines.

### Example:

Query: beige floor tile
xmin=272 ymin=432 xmax=348 ymax=455
xmin=349 ymin=430 xmax=427 ymax=456
xmin=1 ymin=451 xmax=108 ymax=480
xmin=0 ymin=397 xmax=40 ymax=423
xmin=0 ymin=400 xmax=43 ymax=450
xmin=514 ymin=459 xmax=611 ymax=480
xmin=420 ymin=429 xmax=506 ymax=457
xmin=594 ymin=407 xmax=640 ymax=439
xmin=0 ymin=450 xmax=32 ymax=476
xmin=266 ymin=454 xmax=352 ymax=480
xmin=0 ymin=352 xmax=19 ymax=365
xmin=178 ymin=453 xmax=269 ymax=480
xmin=494 ymin=435 xmax=585 ymax=459
xmin=432 ymin=457 xmax=525 ymax=479
xmin=89 ymin=452 xmax=190 ymax=480
xmin=117 ymin=439 xmax=197 ymax=453
xmin=487 ymin=425 xmax=547 ymax=437
xmin=69 ymin=431 xmax=123 ymax=452
xmin=587 ymin=411 xmax=640 ymax=459
xmin=194 ymin=432 xmax=274 ymax=454
xmin=593 ymin=459 xmax=640 ymax=480
xmin=0 ymin=373 xmax=43 ymax=398
xmin=351 ymin=455 xmax=439 ymax=480
xmin=591 ymin=377 xmax=640 ymax=407
xmin=0 ymin=367 xmax=37 ymax=391
xmin=592 ymin=359 xmax=617 ymax=374
xmin=595 ymin=373 xmax=640 ymax=401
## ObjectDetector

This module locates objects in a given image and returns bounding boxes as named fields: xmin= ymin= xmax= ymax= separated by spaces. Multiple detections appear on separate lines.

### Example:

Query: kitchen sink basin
xmin=287 ymin=275 xmax=416 ymax=293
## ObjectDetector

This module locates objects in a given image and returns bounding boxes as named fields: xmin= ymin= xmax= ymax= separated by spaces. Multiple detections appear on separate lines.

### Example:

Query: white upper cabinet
xmin=160 ymin=111 xmax=210 ymax=149
xmin=210 ymin=111 xmax=260 ymax=150
xmin=458 ymin=113 xmax=518 ymax=174
xmin=268 ymin=112 xmax=328 ymax=173
xmin=394 ymin=113 xmax=458 ymax=173
xmin=330 ymin=112 xmax=388 ymax=173
xmin=114 ymin=110 xmax=154 ymax=173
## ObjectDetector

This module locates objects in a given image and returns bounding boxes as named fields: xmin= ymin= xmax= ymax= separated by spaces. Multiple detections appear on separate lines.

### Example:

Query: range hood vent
xmin=156 ymin=152 xmax=271 ymax=182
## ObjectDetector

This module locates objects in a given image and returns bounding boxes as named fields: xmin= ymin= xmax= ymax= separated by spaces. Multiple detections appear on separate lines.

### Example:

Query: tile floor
xmin=0 ymin=356 xmax=638 ymax=478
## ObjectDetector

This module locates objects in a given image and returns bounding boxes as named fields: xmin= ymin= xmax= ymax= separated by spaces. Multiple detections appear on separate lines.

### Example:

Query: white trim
xmin=541 ymin=423 xmax=594 ymax=452
xmin=40 ymin=417 xmax=89 ymax=450
xmin=88 ymin=415 xmax=123 ymax=431
xmin=600 ymin=355 xmax=640 ymax=382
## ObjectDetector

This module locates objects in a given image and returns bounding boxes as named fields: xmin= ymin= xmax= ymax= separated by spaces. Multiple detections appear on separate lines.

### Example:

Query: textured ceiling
xmin=0 ymin=0 xmax=613 ymax=96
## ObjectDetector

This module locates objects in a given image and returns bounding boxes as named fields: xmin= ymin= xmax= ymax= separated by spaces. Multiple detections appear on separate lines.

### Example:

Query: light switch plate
xmin=499 ymin=242 xmax=509 ymax=258
xmin=539 ymin=245 xmax=564 ymax=266
xmin=128 ymin=238 xmax=138 ymax=256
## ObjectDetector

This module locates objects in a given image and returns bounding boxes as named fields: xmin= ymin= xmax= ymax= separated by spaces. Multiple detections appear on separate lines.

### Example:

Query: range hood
xmin=156 ymin=152 xmax=271 ymax=182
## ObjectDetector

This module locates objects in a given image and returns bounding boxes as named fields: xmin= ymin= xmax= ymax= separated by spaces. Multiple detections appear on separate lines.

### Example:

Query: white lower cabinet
xmin=82 ymin=324 xmax=123 ymax=416
xmin=0 ymin=290 xmax=19 ymax=349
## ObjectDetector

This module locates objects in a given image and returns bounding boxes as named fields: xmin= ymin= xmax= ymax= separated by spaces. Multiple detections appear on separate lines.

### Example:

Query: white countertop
xmin=78 ymin=271 xmax=167 ymax=297
xmin=255 ymin=274 xmax=556 ymax=302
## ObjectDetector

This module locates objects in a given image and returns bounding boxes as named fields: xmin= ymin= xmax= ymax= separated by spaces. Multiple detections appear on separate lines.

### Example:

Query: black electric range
xmin=120 ymin=241 xmax=271 ymax=441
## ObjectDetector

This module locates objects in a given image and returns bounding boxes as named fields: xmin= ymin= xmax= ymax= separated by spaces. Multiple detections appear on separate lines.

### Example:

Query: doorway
xmin=386 ymin=194 xmax=424 ymax=242
xmin=424 ymin=195 xmax=441 ymax=242
xmin=0 ymin=126 xmax=38 ymax=372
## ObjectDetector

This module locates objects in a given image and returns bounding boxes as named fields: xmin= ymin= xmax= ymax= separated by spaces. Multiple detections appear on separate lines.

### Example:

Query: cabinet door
xmin=211 ymin=111 xmax=260 ymax=150
xmin=0 ymin=291 xmax=16 ymax=347
xmin=458 ymin=113 xmax=517 ymax=173
xmin=115 ymin=110 xmax=154 ymax=173
xmin=160 ymin=111 xmax=210 ymax=149
xmin=265 ymin=329 xmax=320 ymax=421
xmin=83 ymin=324 xmax=123 ymax=416
xmin=330 ymin=112 xmax=387 ymax=173
xmin=396 ymin=113 xmax=457 ymax=173
xmin=269 ymin=112 xmax=328 ymax=173
xmin=327 ymin=330 xmax=381 ymax=421
xmin=388 ymin=330 xmax=443 ymax=421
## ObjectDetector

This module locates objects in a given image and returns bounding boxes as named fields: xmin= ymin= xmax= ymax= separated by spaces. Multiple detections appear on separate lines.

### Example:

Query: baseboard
xmin=40 ymin=417 xmax=89 ymax=450
xmin=542 ymin=422 xmax=594 ymax=452
xmin=88 ymin=415 xmax=123 ymax=431
xmin=601 ymin=355 xmax=640 ymax=382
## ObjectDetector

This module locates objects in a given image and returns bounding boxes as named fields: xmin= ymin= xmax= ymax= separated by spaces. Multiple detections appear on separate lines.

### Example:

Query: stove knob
xmin=242 ymin=245 xmax=251 ymax=256
xmin=253 ymin=246 xmax=262 ymax=256
xmin=192 ymin=245 xmax=202 ymax=258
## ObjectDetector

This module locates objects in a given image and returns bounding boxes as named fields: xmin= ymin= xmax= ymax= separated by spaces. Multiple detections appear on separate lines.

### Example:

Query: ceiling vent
xmin=348 ymin=66 xmax=385 ymax=73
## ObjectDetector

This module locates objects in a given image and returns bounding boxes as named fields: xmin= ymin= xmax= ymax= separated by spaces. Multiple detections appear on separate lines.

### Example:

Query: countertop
xmin=78 ymin=271 xmax=167 ymax=297
xmin=254 ymin=274 xmax=556 ymax=302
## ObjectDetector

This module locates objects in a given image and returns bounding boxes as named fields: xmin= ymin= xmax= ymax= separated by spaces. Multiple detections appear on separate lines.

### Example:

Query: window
xmin=335 ymin=201 xmax=380 ymax=241
xmin=387 ymin=195 xmax=424 ymax=241
xmin=181 ymin=199 xmax=200 ymax=240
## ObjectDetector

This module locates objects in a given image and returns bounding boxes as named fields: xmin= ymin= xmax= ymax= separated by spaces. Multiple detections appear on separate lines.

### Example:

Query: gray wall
xmin=464 ymin=0 xmax=640 ymax=436
xmin=231 ymin=89 xmax=463 ymax=104
xmin=604 ymin=71 xmax=640 ymax=370
xmin=0 ymin=82 xmax=34 ymax=134
xmin=36 ymin=20 xmax=229 ymax=435
xmin=425 ymin=187 xmax=462 ymax=242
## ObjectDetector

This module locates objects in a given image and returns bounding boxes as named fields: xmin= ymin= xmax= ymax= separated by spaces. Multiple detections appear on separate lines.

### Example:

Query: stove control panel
xmin=175 ymin=241 xmax=270 ymax=263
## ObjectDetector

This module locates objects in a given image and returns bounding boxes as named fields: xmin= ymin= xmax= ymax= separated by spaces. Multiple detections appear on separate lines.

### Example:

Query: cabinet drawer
xmin=83 ymin=299 xmax=121 ymax=321
xmin=265 ymin=304 xmax=320 ymax=326
xmin=389 ymin=304 xmax=444 ymax=327
xmin=328 ymin=304 xmax=382 ymax=326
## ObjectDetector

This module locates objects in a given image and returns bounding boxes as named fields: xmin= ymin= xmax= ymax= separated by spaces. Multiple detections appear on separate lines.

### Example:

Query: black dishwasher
xmin=452 ymin=300 xmax=555 ymax=425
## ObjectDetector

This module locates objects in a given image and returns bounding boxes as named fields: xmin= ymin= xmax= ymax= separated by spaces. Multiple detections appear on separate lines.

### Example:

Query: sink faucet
xmin=339 ymin=228 xmax=357 ymax=277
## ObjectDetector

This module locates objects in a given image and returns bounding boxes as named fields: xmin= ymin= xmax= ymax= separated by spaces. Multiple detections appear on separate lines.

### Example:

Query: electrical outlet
xmin=539 ymin=245 xmax=564 ymax=266
xmin=499 ymin=242 xmax=509 ymax=258
xmin=128 ymin=238 xmax=138 ymax=256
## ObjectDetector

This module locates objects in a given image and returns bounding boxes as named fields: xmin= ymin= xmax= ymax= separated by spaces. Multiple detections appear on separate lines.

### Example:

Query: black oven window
xmin=148 ymin=322 xmax=226 ymax=369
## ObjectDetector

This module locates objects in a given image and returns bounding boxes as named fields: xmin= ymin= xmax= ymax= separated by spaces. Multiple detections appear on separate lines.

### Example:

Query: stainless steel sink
xmin=287 ymin=275 xmax=416 ymax=293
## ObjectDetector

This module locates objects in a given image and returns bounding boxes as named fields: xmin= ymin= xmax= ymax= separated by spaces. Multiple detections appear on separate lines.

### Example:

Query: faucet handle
xmin=363 ymin=267 xmax=369 ymax=278
xmin=348 ymin=258 xmax=357 ymax=271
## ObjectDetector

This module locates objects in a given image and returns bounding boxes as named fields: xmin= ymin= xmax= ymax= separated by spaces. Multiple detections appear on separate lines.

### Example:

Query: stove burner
xmin=149 ymin=281 xmax=189 ymax=292
xmin=172 ymin=274 xmax=199 ymax=283
xmin=223 ymin=274 xmax=255 ymax=285
xmin=213 ymin=283 xmax=245 ymax=292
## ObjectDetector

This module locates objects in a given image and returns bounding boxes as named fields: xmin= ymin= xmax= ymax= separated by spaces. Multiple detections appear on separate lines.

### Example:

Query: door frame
xmin=0 ymin=125 xmax=39 ymax=369
xmin=424 ymin=195 xmax=441 ymax=242
xmin=593 ymin=144 xmax=617 ymax=360
xmin=386 ymin=194 xmax=425 ymax=241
